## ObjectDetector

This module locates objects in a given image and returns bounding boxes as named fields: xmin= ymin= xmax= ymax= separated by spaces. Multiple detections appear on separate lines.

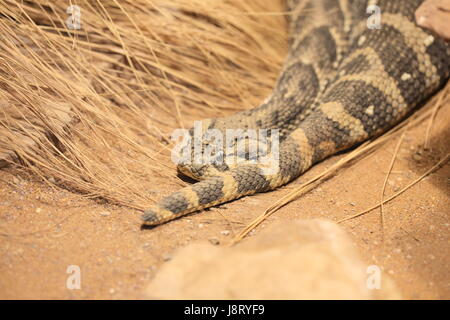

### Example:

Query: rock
xmin=415 ymin=0 xmax=450 ymax=41
xmin=143 ymin=219 xmax=401 ymax=299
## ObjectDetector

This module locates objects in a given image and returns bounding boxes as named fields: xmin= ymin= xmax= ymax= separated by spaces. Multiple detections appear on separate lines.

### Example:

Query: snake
xmin=142 ymin=0 xmax=450 ymax=226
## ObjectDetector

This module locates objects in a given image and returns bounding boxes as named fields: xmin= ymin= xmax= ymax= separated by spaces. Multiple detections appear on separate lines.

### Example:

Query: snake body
xmin=142 ymin=0 xmax=450 ymax=226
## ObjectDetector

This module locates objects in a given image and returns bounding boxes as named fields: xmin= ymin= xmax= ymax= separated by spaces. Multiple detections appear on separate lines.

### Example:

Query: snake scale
xmin=142 ymin=0 xmax=450 ymax=226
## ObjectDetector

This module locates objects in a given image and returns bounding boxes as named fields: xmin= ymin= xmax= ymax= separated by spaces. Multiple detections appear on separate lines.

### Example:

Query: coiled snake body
xmin=142 ymin=0 xmax=450 ymax=226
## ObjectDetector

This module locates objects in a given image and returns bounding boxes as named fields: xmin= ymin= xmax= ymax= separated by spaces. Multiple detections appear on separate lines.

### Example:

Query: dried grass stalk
xmin=0 ymin=0 xmax=286 ymax=209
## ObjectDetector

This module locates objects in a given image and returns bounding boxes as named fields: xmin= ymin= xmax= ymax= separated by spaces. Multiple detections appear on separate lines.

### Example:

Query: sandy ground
xmin=0 ymin=95 xmax=448 ymax=300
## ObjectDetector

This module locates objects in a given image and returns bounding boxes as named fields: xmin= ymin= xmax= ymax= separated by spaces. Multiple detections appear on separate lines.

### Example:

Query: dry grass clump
xmin=0 ymin=0 xmax=287 ymax=209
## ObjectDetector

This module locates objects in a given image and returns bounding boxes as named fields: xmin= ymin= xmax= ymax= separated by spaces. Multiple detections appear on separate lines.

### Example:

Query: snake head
xmin=171 ymin=118 xmax=227 ymax=179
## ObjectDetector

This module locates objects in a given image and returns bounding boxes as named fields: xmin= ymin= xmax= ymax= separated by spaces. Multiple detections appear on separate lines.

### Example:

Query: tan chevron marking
xmin=182 ymin=187 xmax=200 ymax=209
xmin=217 ymin=172 xmax=239 ymax=200
xmin=289 ymin=128 xmax=314 ymax=170
xmin=151 ymin=207 xmax=179 ymax=224
xmin=320 ymin=101 xmax=368 ymax=141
